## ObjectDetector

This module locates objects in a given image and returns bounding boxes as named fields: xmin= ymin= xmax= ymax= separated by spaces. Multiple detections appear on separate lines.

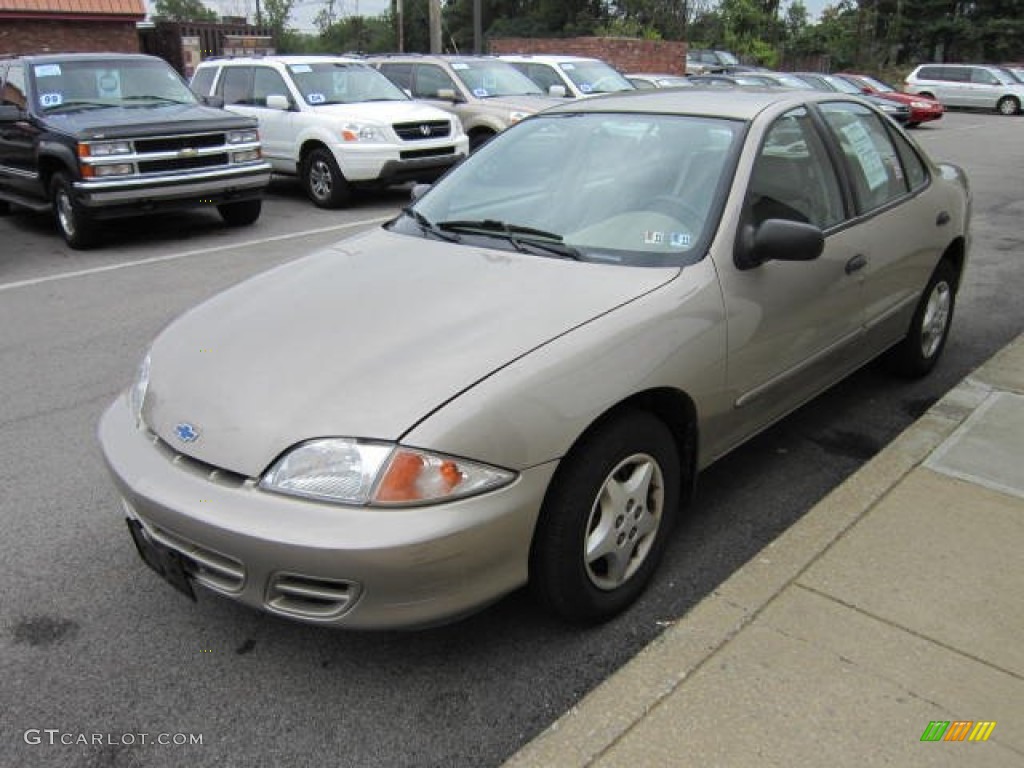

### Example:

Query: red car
xmin=836 ymin=73 xmax=943 ymax=127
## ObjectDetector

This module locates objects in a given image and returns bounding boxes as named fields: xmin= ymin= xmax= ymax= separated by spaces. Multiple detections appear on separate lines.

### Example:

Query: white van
xmin=904 ymin=63 xmax=1024 ymax=115
xmin=191 ymin=56 xmax=469 ymax=207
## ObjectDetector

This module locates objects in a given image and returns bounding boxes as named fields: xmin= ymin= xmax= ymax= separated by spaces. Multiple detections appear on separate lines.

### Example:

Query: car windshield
xmin=397 ymin=112 xmax=742 ymax=267
xmin=557 ymin=61 xmax=634 ymax=94
xmin=823 ymin=75 xmax=863 ymax=95
xmin=859 ymin=75 xmax=895 ymax=92
xmin=718 ymin=52 xmax=740 ymax=66
xmin=288 ymin=62 xmax=408 ymax=105
xmin=31 ymin=58 xmax=197 ymax=112
xmin=449 ymin=61 xmax=544 ymax=97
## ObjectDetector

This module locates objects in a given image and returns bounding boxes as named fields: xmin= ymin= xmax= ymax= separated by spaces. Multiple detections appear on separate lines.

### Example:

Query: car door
xmin=249 ymin=65 xmax=297 ymax=168
xmin=967 ymin=67 xmax=1000 ymax=109
xmin=817 ymin=101 xmax=946 ymax=354
xmin=0 ymin=63 xmax=40 ymax=199
xmin=708 ymin=105 xmax=867 ymax=456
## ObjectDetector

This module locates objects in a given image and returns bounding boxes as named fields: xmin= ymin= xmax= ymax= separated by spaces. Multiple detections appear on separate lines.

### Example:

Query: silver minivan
xmin=904 ymin=63 xmax=1024 ymax=115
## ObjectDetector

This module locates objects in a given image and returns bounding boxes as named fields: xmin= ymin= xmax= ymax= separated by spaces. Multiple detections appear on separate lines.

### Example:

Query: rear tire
xmin=218 ymin=199 xmax=262 ymax=227
xmin=302 ymin=148 xmax=351 ymax=209
xmin=885 ymin=259 xmax=956 ymax=378
xmin=50 ymin=172 xmax=98 ymax=249
xmin=529 ymin=411 xmax=682 ymax=623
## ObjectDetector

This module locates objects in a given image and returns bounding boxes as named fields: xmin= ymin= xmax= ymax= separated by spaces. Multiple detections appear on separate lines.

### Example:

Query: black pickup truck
xmin=0 ymin=52 xmax=272 ymax=248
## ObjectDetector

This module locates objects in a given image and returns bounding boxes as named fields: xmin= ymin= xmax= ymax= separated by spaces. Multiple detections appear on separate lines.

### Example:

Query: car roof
xmin=364 ymin=54 xmax=502 ymax=63
xmin=539 ymin=87 xmax=835 ymax=120
xmin=10 ymin=52 xmax=157 ymax=64
xmin=201 ymin=55 xmax=364 ymax=66
xmin=500 ymin=54 xmax=603 ymax=63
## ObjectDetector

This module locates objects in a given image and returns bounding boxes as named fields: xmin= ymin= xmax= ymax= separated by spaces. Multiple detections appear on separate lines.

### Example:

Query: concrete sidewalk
xmin=506 ymin=334 xmax=1024 ymax=767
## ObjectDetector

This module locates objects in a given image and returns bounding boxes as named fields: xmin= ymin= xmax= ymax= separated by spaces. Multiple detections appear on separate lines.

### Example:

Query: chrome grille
xmin=393 ymin=120 xmax=451 ymax=141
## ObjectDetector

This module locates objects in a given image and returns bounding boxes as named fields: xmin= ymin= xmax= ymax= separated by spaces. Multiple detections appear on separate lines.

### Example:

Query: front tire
xmin=218 ymin=199 xmax=262 ymax=227
xmin=529 ymin=411 xmax=682 ymax=623
xmin=51 ymin=172 xmax=98 ymax=249
xmin=885 ymin=259 xmax=956 ymax=378
xmin=996 ymin=96 xmax=1020 ymax=116
xmin=302 ymin=148 xmax=351 ymax=209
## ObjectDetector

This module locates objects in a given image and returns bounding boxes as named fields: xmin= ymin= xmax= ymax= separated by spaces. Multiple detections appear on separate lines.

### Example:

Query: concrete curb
xmin=504 ymin=333 xmax=1024 ymax=767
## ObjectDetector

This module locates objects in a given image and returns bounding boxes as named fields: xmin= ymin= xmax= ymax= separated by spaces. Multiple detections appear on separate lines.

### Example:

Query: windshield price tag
xmin=39 ymin=92 xmax=63 ymax=108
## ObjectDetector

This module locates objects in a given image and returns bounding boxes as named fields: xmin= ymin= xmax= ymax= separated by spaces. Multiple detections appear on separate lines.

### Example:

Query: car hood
xmin=144 ymin=228 xmax=677 ymax=477
xmin=472 ymin=94 xmax=563 ymax=112
xmin=311 ymin=100 xmax=454 ymax=124
xmin=42 ymin=103 xmax=254 ymax=139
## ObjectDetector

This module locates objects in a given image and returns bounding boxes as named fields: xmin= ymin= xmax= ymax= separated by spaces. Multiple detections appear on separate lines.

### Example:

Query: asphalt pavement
xmin=505 ymin=333 xmax=1024 ymax=767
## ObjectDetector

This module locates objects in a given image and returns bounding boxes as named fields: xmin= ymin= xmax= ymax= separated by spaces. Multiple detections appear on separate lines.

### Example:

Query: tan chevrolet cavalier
xmin=99 ymin=89 xmax=970 ymax=629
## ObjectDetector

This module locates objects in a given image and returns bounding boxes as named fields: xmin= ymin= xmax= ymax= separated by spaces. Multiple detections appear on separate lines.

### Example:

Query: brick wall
xmin=488 ymin=37 xmax=687 ymax=76
xmin=0 ymin=20 xmax=140 ymax=55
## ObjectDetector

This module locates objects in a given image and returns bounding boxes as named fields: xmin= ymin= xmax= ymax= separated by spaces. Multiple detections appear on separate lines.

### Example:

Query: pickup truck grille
xmin=393 ymin=120 xmax=451 ymax=141
xmin=134 ymin=133 xmax=226 ymax=153
xmin=139 ymin=153 xmax=230 ymax=174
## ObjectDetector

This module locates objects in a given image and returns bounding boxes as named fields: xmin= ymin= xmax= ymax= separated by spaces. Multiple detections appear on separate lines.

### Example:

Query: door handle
xmin=936 ymin=211 xmax=950 ymax=226
xmin=845 ymin=254 xmax=867 ymax=275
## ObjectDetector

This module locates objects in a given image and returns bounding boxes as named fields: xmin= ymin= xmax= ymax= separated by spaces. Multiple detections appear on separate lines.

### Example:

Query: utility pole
xmin=473 ymin=0 xmax=481 ymax=54
xmin=397 ymin=0 xmax=404 ymax=52
xmin=429 ymin=0 xmax=442 ymax=54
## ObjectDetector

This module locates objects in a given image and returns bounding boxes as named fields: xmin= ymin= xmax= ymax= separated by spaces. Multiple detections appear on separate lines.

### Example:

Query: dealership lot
xmin=2 ymin=111 xmax=1023 ymax=767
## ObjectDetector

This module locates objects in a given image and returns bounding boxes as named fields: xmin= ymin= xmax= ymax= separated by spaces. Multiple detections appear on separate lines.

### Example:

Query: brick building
xmin=0 ymin=0 xmax=145 ymax=56
xmin=489 ymin=37 xmax=687 ymax=77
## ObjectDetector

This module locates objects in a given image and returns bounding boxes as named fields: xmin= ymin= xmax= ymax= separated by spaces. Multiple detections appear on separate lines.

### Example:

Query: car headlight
xmin=260 ymin=438 xmax=515 ymax=506
xmin=128 ymin=352 xmax=151 ymax=427
xmin=340 ymin=123 xmax=383 ymax=142
xmin=227 ymin=129 xmax=260 ymax=145
xmin=80 ymin=140 xmax=133 ymax=157
xmin=910 ymin=100 xmax=933 ymax=109
xmin=508 ymin=110 xmax=529 ymax=124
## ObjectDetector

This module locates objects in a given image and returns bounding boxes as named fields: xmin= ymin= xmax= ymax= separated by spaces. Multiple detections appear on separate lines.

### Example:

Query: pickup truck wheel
xmin=529 ymin=410 xmax=682 ymax=623
xmin=302 ymin=148 xmax=350 ymax=209
xmin=51 ymin=172 xmax=98 ymax=249
xmin=218 ymin=199 xmax=262 ymax=227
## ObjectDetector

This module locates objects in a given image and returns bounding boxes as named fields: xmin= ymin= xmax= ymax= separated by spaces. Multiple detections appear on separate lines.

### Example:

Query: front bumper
xmin=98 ymin=397 xmax=555 ymax=629
xmin=332 ymin=139 xmax=469 ymax=184
xmin=74 ymin=163 xmax=272 ymax=218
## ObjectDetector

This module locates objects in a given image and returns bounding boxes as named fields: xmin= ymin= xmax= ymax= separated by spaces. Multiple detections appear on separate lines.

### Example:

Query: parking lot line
xmin=0 ymin=215 xmax=392 ymax=294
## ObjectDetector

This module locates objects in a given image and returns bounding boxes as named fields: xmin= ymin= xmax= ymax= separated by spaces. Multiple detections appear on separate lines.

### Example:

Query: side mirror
xmin=734 ymin=218 xmax=824 ymax=271
xmin=436 ymin=88 xmax=462 ymax=103
xmin=0 ymin=104 xmax=26 ymax=122
xmin=410 ymin=183 xmax=431 ymax=202
xmin=266 ymin=94 xmax=291 ymax=111
xmin=548 ymin=84 xmax=567 ymax=97
xmin=202 ymin=95 xmax=225 ymax=108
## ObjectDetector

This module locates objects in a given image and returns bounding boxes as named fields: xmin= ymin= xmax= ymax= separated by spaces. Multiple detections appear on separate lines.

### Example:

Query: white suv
xmin=191 ymin=56 xmax=469 ymax=207
xmin=500 ymin=55 xmax=635 ymax=98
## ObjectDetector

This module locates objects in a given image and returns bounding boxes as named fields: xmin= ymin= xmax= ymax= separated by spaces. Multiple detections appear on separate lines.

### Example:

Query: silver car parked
xmin=99 ymin=89 xmax=970 ymax=629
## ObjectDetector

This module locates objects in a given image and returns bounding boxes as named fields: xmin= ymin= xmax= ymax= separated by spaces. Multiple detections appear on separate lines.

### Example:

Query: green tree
xmin=153 ymin=0 xmax=217 ymax=21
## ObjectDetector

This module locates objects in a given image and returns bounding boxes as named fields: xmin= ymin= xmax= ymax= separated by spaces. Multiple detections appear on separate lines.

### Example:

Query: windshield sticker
xmin=840 ymin=121 xmax=888 ymax=191
xmin=34 ymin=64 xmax=62 ymax=78
xmin=95 ymin=70 xmax=122 ymax=99
xmin=670 ymin=232 xmax=692 ymax=248
xmin=307 ymin=92 xmax=326 ymax=104
xmin=472 ymin=87 xmax=489 ymax=97
xmin=451 ymin=62 xmax=469 ymax=70
xmin=579 ymin=83 xmax=593 ymax=93
xmin=39 ymin=92 xmax=63 ymax=108
xmin=643 ymin=230 xmax=665 ymax=245
xmin=290 ymin=64 xmax=313 ymax=73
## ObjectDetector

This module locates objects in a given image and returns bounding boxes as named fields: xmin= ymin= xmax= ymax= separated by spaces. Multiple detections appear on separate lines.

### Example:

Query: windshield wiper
xmin=124 ymin=95 xmax=190 ymax=104
xmin=403 ymin=207 xmax=461 ymax=243
xmin=437 ymin=219 xmax=581 ymax=260
xmin=46 ymin=100 xmax=112 ymax=113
